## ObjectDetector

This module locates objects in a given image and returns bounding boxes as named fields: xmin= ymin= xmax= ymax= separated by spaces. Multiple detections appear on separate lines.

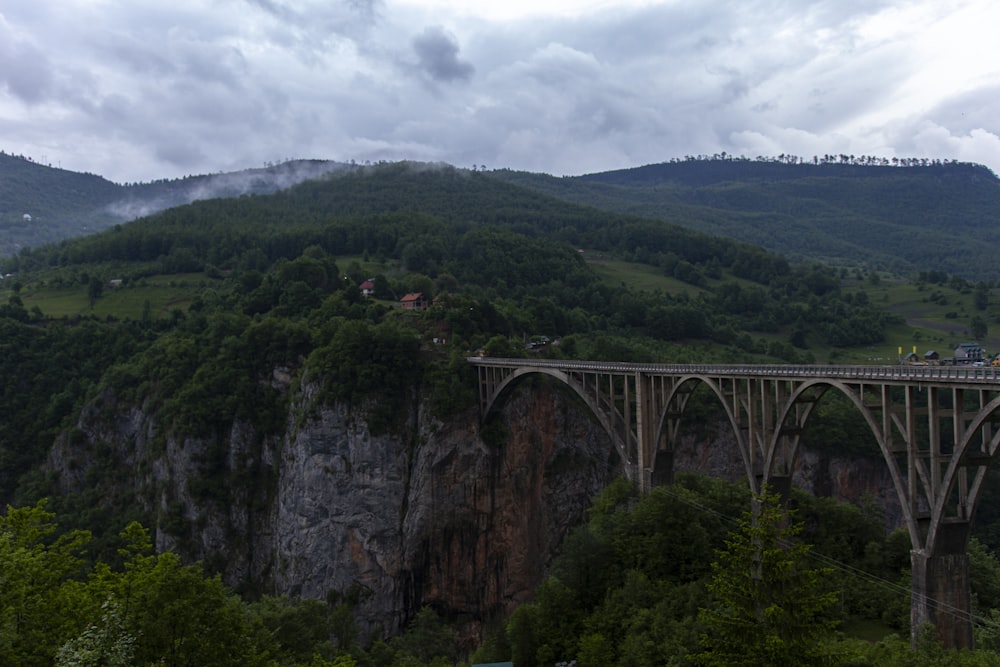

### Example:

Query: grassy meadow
xmin=585 ymin=258 xmax=1000 ymax=364
xmin=5 ymin=272 xmax=215 ymax=320
xmin=5 ymin=256 xmax=1000 ymax=366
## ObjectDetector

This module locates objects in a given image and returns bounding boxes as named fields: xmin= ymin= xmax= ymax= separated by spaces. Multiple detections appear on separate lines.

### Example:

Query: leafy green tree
xmin=306 ymin=319 xmax=423 ymax=432
xmin=854 ymin=624 xmax=1000 ymax=666
xmin=249 ymin=595 xmax=337 ymax=664
xmin=580 ymin=570 xmax=676 ymax=665
xmin=576 ymin=631 xmax=614 ymax=666
xmin=425 ymin=349 xmax=478 ymax=418
xmin=971 ymin=315 xmax=988 ymax=340
xmin=307 ymin=655 xmax=357 ymax=667
xmin=0 ymin=294 xmax=29 ymax=321
xmin=482 ymin=334 xmax=520 ymax=357
xmin=388 ymin=606 xmax=457 ymax=665
xmin=401 ymin=273 xmax=435 ymax=301
xmin=974 ymin=282 xmax=989 ymax=311
xmin=55 ymin=599 xmax=136 ymax=667
xmin=506 ymin=603 xmax=541 ymax=667
xmin=468 ymin=622 xmax=511 ymax=665
xmin=612 ymin=485 xmax=724 ymax=584
xmin=503 ymin=577 xmax=586 ymax=667
xmin=696 ymin=489 xmax=838 ymax=666
xmin=87 ymin=276 xmax=103 ymax=307
xmin=89 ymin=522 xmax=270 ymax=667
xmin=0 ymin=501 xmax=93 ymax=667
xmin=127 ymin=552 xmax=262 ymax=665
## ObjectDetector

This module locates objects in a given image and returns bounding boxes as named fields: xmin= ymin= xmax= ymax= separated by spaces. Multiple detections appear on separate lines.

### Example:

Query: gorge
xmin=46 ymin=370 xmax=898 ymax=647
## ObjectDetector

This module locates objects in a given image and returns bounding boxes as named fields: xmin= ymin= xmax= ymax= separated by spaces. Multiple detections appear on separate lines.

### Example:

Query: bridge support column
xmin=650 ymin=450 xmax=673 ymax=487
xmin=635 ymin=372 xmax=655 ymax=493
xmin=910 ymin=524 xmax=974 ymax=650
xmin=757 ymin=474 xmax=791 ymax=499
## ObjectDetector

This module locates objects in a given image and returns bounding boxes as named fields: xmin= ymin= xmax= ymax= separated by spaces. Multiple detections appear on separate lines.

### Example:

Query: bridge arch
xmin=766 ymin=379 xmax=916 ymax=537
xmin=652 ymin=377 xmax=906 ymax=503
xmin=926 ymin=393 xmax=1000 ymax=550
xmin=481 ymin=366 xmax=634 ymax=472
xmin=764 ymin=381 xmax=1000 ymax=559
xmin=655 ymin=375 xmax=754 ymax=490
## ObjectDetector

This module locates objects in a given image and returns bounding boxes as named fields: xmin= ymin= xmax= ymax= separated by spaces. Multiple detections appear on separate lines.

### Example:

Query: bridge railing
xmin=466 ymin=357 xmax=1000 ymax=385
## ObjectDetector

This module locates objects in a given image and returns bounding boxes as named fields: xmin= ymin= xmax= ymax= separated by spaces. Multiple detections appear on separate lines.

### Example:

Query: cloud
xmin=0 ymin=16 xmax=55 ymax=104
xmin=925 ymin=85 xmax=1000 ymax=137
xmin=411 ymin=26 xmax=474 ymax=82
xmin=1 ymin=0 xmax=998 ymax=182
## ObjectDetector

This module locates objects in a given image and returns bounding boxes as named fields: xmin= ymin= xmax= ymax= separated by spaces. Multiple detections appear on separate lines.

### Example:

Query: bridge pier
xmin=911 ymin=522 xmax=974 ymax=649
xmin=650 ymin=450 xmax=673 ymax=487
xmin=757 ymin=474 xmax=792 ymax=499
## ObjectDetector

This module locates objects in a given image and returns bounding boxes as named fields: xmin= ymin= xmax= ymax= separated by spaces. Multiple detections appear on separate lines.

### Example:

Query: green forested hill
xmin=17 ymin=162 xmax=789 ymax=291
xmin=0 ymin=152 xmax=124 ymax=253
xmin=491 ymin=157 xmax=1000 ymax=280
xmin=8 ymin=160 xmax=986 ymax=362
xmin=0 ymin=152 xmax=349 ymax=257
xmin=5 ymin=152 xmax=1000 ymax=280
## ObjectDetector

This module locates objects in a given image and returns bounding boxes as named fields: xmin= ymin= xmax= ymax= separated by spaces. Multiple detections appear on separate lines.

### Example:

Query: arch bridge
xmin=468 ymin=356 xmax=1000 ymax=650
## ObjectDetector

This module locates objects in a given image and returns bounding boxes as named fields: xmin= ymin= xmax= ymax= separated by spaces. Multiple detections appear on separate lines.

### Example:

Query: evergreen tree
xmin=696 ymin=489 xmax=839 ymax=666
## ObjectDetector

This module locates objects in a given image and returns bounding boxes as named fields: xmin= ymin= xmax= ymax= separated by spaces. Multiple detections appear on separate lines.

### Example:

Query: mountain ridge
xmin=4 ymin=152 xmax=1000 ymax=280
xmin=0 ymin=152 xmax=351 ymax=257
xmin=491 ymin=158 xmax=1000 ymax=279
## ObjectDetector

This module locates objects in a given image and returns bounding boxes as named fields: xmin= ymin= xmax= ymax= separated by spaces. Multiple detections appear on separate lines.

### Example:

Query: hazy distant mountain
xmin=492 ymin=157 xmax=1000 ymax=280
xmin=0 ymin=152 xmax=122 ymax=254
xmin=0 ymin=152 xmax=351 ymax=257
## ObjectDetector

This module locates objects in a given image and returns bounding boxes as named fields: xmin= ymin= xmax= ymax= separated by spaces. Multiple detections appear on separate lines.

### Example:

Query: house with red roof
xmin=400 ymin=292 xmax=429 ymax=310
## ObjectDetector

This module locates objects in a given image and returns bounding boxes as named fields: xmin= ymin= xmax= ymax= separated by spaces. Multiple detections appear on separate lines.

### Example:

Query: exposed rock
xmin=273 ymin=378 xmax=619 ymax=642
xmin=47 ymin=372 xmax=901 ymax=650
xmin=49 ymin=376 xmax=619 ymax=647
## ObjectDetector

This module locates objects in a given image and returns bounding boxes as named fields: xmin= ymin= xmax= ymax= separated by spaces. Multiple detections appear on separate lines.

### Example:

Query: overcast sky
xmin=2 ymin=0 xmax=998 ymax=184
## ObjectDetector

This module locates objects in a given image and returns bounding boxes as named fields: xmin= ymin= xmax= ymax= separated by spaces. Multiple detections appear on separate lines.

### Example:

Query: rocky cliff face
xmin=49 ymin=375 xmax=620 ymax=645
xmin=271 ymin=378 xmax=620 ymax=641
xmin=48 ymin=372 xmax=899 ymax=646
